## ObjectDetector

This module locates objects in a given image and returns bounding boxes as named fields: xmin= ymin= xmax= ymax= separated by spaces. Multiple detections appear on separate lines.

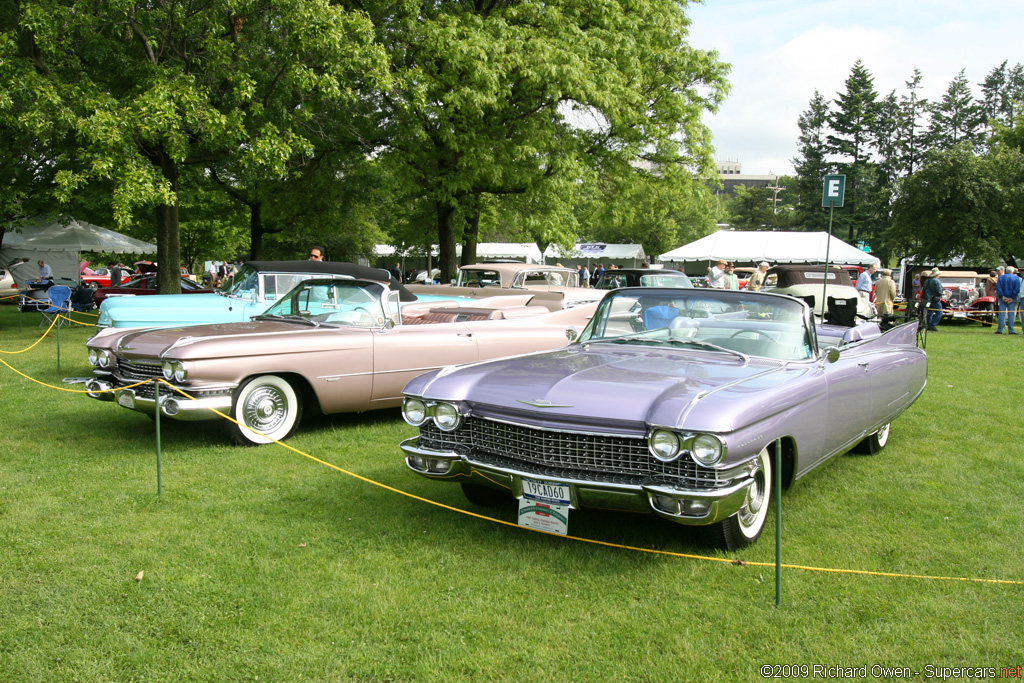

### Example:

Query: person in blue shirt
xmin=995 ymin=266 xmax=1021 ymax=334
xmin=856 ymin=264 xmax=876 ymax=307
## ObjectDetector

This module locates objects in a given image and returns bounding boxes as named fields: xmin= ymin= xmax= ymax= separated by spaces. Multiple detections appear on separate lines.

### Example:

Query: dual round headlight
xmin=161 ymin=360 xmax=187 ymax=382
xmin=402 ymin=398 xmax=462 ymax=431
xmin=87 ymin=348 xmax=113 ymax=368
xmin=647 ymin=429 xmax=724 ymax=466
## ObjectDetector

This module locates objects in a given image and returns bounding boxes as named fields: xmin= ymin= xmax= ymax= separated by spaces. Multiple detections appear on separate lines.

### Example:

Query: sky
xmin=686 ymin=0 xmax=1024 ymax=176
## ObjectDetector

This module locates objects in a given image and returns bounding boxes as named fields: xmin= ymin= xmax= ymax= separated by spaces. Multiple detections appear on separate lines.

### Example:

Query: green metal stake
xmin=56 ymin=313 xmax=61 ymax=375
xmin=155 ymin=381 xmax=162 ymax=495
xmin=775 ymin=439 xmax=782 ymax=607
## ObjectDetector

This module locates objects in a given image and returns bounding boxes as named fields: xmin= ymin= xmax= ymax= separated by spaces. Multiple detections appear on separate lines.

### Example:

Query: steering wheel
xmin=466 ymin=281 xmax=483 ymax=288
xmin=730 ymin=330 xmax=763 ymax=339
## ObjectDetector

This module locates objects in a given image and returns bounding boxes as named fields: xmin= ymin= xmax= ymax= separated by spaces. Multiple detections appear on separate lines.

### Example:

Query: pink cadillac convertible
xmin=85 ymin=277 xmax=595 ymax=444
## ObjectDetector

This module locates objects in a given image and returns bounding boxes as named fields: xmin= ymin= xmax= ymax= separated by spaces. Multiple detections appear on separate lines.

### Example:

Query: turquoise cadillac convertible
xmin=95 ymin=261 xmax=457 ymax=330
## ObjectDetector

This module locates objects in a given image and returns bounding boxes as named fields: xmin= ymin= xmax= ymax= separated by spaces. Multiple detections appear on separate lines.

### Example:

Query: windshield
xmin=580 ymin=288 xmax=814 ymax=361
xmin=258 ymin=279 xmax=387 ymax=327
xmin=456 ymin=269 xmax=502 ymax=287
xmin=595 ymin=272 xmax=694 ymax=290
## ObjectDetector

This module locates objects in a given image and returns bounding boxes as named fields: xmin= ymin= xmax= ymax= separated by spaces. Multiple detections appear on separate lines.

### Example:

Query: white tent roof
xmin=659 ymin=230 xmax=879 ymax=267
xmin=374 ymin=242 xmax=543 ymax=263
xmin=3 ymin=216 xmax=157 ymax=253
xmin=1 ymin=216 xmax=156 ymax=284
xmin=544 ymin=243 xmax=646 ymax=260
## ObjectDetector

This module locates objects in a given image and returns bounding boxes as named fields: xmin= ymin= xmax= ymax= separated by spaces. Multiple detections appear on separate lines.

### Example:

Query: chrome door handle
xmin=458 ymin=332 xmax=473 ymax=337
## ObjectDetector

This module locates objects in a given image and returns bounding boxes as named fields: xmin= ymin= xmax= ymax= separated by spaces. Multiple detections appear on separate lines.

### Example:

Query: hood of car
xmin=407 ymin=342 xmax=816 ymax=433
xmin=111 ymin=320 xmax=370 ymax=361
xmin=100 ymin=293 xmax=256 ymax=328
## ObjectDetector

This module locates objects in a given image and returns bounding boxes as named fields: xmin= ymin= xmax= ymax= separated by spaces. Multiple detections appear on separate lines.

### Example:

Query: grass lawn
xmin=1 ymin=303 xmax=1022 ymax=681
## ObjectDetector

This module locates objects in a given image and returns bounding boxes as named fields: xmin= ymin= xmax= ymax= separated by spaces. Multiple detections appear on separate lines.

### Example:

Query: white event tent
xmin=374 ymin=242 xmax=543 ymax=264
xmin=1 ymin=216 xmax=157 ymax=284
xmin=659 ymin=230 xmax=879 ymax=270
xmin=543 ymin=243 xmax=646 ymax=267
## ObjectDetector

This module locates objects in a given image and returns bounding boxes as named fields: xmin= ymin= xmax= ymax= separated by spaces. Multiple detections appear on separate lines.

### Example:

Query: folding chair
xmin=825 ymin=296 xmax=858 ymax=327
xmin=70 ymin=285 xmax=97 ymax=312
xmin=39 ymin=285 xmax=73 ymax=327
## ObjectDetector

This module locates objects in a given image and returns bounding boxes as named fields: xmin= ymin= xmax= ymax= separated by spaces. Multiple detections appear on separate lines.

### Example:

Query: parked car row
xmin=82 ymin=260 xmax=928 ymax=550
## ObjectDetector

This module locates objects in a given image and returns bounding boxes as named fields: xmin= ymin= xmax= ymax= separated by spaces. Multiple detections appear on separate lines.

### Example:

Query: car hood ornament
xmin=517 ymin=398 xmax=574 ymax=408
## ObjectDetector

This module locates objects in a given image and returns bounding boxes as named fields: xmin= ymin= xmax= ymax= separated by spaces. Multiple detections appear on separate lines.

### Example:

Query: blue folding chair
xmin=39 ymin=285 xmax=73 ymax=327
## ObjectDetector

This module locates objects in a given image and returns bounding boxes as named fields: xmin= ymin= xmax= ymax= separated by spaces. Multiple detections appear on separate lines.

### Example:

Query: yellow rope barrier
xmin=0 ymin=353 xmax=1021 ymax=587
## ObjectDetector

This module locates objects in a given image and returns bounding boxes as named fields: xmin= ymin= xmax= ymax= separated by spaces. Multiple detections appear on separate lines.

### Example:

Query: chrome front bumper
xmin=400 ymin=436 xmax=756 ymax=526
xmin=86 ymin=379 xmax=233 ymax=421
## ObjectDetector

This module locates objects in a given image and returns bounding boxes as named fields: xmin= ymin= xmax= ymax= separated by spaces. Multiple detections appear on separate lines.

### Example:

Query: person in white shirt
xmin=707 ymin=259 xmax=728 ymax=288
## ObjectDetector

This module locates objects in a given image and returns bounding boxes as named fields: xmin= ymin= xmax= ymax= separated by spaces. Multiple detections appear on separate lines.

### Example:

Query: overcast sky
xmin=686 ymin=0 xmax=1024 ymax=176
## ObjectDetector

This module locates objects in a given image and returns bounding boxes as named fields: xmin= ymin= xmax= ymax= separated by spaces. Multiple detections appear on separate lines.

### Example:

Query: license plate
xmin=117 ymin=391 xmax=135 ymax=409
xmin=953 ymin=311 xmax=966 ymax=318
xmin=521 ymin=477 xmax=571 ymax=506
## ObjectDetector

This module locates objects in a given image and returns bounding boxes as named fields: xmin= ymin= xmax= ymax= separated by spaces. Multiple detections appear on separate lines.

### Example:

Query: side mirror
xmin=822 ymin=346 xmax=840 ymax=363
xmin=566 ymin=326 xmax=579 ymax=343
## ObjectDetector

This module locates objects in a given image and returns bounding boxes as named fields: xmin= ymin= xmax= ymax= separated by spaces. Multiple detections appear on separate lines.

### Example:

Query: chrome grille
xmin=420 ymin=417 xmax=721 ymax=489
xmin=118 ymin=358 xmax=162 ymax=381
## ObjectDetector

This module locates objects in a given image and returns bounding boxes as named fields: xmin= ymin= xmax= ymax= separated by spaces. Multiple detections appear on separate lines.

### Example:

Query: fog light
xmin=682 ymin=500 xmax=710 ymax=516
xmin=162 ymin=399 xmax=180 ymax=417
xmin=651 ymin=495 xmax=679 ymax=515
xmin=409 ymin=455 xmax=425 ymax=471
xmin=429 ymin=459 xmax=452 ymax=474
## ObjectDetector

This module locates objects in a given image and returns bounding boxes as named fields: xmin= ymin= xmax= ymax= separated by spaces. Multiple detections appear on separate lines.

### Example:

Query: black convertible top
xmin=245 ymin=261 xmax=416 ymax=301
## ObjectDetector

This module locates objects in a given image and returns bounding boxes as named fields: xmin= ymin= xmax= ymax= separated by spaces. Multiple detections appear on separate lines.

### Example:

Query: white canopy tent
xmin=543 ymin=243 xmax=646 ymax=267
xmin=659 ymin=230 xmax=880 ymax=271
xmin=2 ymin=216 xmax=156 ymax=284
xmin=374 ymin=242 xmax=543 ymax=264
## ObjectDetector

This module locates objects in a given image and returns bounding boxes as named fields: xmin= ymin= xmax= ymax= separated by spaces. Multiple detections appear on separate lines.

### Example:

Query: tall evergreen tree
xmin=897 ymin=68 xmax=929 ymax=176
xmin=826 ymin=60 xmax=880 ymax=242
xmin=927 ymin=69 xmax=984 ymax=152
xmin=790 ymin=89 xmax=831 ymax=231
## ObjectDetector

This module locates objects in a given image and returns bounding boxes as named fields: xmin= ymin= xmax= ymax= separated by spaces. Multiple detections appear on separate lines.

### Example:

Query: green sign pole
xmin=820 ymin=175 xmax=845 ymax=316
xmin=822 ymin=203 xmax=834 ymax=313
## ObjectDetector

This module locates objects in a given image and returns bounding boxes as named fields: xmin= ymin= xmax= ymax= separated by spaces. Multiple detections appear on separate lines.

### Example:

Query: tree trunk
xmin=249 ymin=202 xmax=263 ymax=260
xmin=154 ymin=150 xmax=182 ymax=295
xmin=437 ymin=201 xmax=457 ymax=282
xmin=461 ymin=207 xmax=480 ymax=267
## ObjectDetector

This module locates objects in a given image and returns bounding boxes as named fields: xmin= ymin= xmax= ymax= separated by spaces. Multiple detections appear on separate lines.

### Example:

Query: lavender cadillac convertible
xmin=400 ymin=287 xmax=928 ymax=549
xmin=86 ymin=278 xmax=593 ymax=445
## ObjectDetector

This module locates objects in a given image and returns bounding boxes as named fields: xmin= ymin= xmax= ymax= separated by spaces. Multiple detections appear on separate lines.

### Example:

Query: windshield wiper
xmin=253 ymin=313 xmax=320 ymax=327
xmin=663 ymin=338 xmax=749 ymax=361
xmin=602 ymin=334 xmax=749 ymax=361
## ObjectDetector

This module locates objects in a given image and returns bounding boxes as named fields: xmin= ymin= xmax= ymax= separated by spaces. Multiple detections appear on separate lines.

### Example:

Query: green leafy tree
xmin=888 ymin=143 xmax=1023 ymax=265
xmin=369 ymin=0 xmax=729 ymax=280
xmin=1 ymin=0 xmax=386 ymax=292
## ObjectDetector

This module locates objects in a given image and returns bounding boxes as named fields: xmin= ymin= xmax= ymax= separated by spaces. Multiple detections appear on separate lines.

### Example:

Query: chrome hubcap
xmin=243 ymin=385 xmax=289 ymax=432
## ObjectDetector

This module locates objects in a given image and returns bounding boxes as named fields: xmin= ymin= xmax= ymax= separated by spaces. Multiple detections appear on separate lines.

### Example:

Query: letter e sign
xmin=822 ymin=175 xmax=846 ymax=207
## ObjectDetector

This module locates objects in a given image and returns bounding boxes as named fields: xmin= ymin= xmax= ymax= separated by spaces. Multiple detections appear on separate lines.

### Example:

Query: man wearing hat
xmin=921 ymin=268 xmax=944 ymax=331
xmin=874 ymin=268 xmax=897 ymax=316
xmin=707 ymin=259 xmax=728 ymax=289
xmin=995 ymin=265 xmax=1021 ymax=334
xmin=746 ymin=261 xmax=770 ymax=291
